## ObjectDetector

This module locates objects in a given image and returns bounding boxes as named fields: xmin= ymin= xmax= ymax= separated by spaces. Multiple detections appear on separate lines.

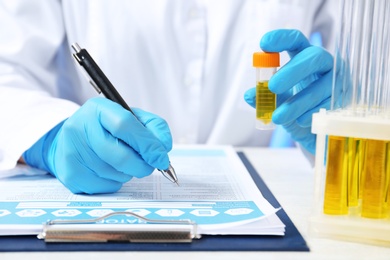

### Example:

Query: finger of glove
xmin=283 ymin=122 xmax=316 ymax=154
xmin=86 ymin=120 xmax=156 ymax=178
xmin=56 ymin=160 xmax=123 ymax=194
xmin=61 ymin=99 xmax=156 ymax=178
xmin=244 ymin=88 xmax=256 ymax=108
xmin=93 ymin=98 xmax=170 ymax=170
xmin=272 ymin=71 xmax=333 ymax=125
xmin=296 ymin=97 xmax=331 ymax=127
xmin=269 ymin=46 xmax=333 ymax=94
xmin=276 ymin=77 xmax=318 ymax=108
xmin=98 ymin=139 xmax=155 ymax=178
xmin=132 ymin=108 xmax=173 ymax=152
xmin=260 ymin=29 xmax=311 ymax=57
xmin=276 ymin=89 xmax=294 ymax=107
xmin=64 ymin=144 xmax=134 ymax=183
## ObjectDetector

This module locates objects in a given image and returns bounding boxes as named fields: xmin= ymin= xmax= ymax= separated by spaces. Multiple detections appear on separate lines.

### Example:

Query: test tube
xmin=361 ymin=139 xmax=388 ymax=219
xmin=386 ymin=143 xmax=390 ymax=215
xmin=332 ymin=0 xmax=390 ymax=115
xmin=347 ymin=137 xmax=359 ymax=207
xmin=311 ymin=0 xmax=390 ymax=244
xmin=252 ymin=52 xmax=280 ymax=130
xmin=327 ymin=0 xmax=390 ymax=219
xmin=323 ymin=136 xmax=348 ymax=215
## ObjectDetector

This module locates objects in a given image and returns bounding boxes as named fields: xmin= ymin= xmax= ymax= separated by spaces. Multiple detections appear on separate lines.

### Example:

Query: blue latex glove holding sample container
xmin=244 ymin=29 xmax=334 ymax=154
xmin=22 ymin=97 xmax=172 ymax=194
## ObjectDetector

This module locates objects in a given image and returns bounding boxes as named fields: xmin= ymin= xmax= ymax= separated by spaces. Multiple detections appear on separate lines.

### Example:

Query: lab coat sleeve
xmin=0 ymin=1 xmax=80 ymax=172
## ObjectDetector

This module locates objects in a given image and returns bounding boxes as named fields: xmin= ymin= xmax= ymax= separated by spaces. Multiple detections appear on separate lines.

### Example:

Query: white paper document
xmin=0 ymin=145 xmax=285 ymax=237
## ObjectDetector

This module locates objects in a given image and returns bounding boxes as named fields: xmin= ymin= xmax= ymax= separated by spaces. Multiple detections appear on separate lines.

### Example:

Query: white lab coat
xmin=0 ymin=0 xmax=337 ymax=171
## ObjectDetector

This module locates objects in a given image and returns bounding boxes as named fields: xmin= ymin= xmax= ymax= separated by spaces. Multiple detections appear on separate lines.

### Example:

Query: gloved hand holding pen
xmin=22 ymin=97 xmax=172 ymax=194
xmin=244 ymin=29 xmax=334 ymax=154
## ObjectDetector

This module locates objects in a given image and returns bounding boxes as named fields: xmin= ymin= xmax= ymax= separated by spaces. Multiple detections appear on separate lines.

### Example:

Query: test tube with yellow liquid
xmin=361 ymin=139 xmax=388 ymax=219
xmin=349 ymin=138 xmax=365 ymax=207
xmin=252 ymin=52 xmax=280 ymax=130
xmin=386 ymin=142 xmax=390 ymax=216
xmin=323 ymin=136 xmax=389 ymax=218
xmin=310 ymin=0 xmax=390 ymax=245
xmin=323 ymin=136 xmax=348 ymax=215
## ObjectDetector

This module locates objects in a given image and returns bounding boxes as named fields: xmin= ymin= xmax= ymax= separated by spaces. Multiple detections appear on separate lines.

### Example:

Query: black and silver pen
xmin=71 ymin=43 xmax=179 ymax=186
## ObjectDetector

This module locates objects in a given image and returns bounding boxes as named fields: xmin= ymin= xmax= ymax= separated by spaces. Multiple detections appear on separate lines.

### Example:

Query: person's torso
xmin=58 ymin=0 xmax=327 ymax=145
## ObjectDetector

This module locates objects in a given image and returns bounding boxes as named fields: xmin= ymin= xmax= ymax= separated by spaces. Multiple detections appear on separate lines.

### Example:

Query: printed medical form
xmin=0 ymin=146 xmax=285 ymax=236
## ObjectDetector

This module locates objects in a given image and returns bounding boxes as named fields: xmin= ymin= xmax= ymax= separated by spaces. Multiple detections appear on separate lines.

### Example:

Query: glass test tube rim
xmin=331 ymin=0 xmax=390 ymax=116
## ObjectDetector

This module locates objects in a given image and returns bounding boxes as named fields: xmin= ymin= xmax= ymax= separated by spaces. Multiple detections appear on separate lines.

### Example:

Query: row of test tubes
xmin=320 ymin=0 xmax=390 ymax=220
xmin=324 ymin=137 xmax=390 ymax=219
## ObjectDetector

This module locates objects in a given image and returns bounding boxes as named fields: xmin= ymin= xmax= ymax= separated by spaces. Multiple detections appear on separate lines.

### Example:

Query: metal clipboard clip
xmin=38 ymin=211 xmax=201 ymax=243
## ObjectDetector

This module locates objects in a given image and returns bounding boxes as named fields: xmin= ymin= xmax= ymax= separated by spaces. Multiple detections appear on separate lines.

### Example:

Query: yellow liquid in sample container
xmin=347 ymin=138 xmax=359 ymax=207
xmin=256 ymin=81 xmax=276 ymax=125
xmin=357 ymin=139 xmax=366 ymax=200
xmin=323 ymin=136 xmax=348 ymax=215
xmin=361 ymin=140 xmax=388 ymax=218
xmin=386 ymin=143 xmax=390 ymax=216
xmin=323 ymin=136 xmax=389 ymax=219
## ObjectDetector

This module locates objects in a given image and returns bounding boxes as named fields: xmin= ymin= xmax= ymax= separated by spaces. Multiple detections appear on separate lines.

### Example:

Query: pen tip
xmin=175 ymin=181 xmax=180 ymax=187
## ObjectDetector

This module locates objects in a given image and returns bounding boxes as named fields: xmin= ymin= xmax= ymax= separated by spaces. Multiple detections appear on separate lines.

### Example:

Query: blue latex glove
xmin=244 ymin=29 xmax=333 ymax=154
xmin=22 ymin=97 xmax=172 ymax=194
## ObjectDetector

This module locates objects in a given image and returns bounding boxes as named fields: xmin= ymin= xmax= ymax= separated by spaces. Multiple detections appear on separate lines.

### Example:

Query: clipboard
xmin=0 ymin=152 xmax=309 ymax=252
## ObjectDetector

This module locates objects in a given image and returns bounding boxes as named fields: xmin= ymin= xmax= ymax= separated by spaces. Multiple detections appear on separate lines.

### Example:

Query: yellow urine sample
xmin=361 ymin=140 xmax=388 ymax=219
xmin=323 ymin=136 xmax=348 ymax=215
xmin=386 ymin=143 xmax=390 ymax=215
xmin=256 ymin=81 xmax=276 ymax=125
xmin=357 ymin=139 xmax=367 ymax=199
xmin=347 ymin=138 xmax=359 ymax=207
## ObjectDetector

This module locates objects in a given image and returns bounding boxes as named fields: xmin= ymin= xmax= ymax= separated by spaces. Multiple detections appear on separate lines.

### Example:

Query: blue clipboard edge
xmin=0 ymin=152 xmax=309 ymax=252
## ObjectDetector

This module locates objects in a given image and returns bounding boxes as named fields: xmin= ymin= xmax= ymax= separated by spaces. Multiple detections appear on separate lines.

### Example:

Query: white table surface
xmin=1 ymin=147 xmax=390 ymax=260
